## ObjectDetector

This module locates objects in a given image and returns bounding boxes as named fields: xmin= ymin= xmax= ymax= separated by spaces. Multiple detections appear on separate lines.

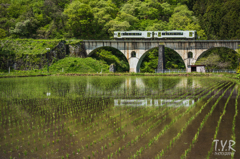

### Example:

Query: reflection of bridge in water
xmin=85 ymin=77 xmax=202 ymax=97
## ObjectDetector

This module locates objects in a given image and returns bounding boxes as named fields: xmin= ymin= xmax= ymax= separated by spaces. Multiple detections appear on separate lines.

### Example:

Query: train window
xmin=162 ymin=33 xmax=165 ymax=35
xmin=147 ymin=32 xmax=151 ymax=37
xmin=189 ymin=32 xmax=193 ymax=37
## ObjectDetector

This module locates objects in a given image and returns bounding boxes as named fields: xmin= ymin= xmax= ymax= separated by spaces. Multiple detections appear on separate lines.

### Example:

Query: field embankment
xmin=0 ymin=39 xmax=88 ymax=71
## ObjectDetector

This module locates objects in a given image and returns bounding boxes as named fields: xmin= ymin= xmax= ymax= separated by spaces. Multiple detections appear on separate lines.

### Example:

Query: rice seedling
xmin=180 ymin=83 xmax=233 ymax=159
xmin=231 ymin=91 xmax=239 ymax=159
xmin=206 ymin=87 xmax=235 ymax=158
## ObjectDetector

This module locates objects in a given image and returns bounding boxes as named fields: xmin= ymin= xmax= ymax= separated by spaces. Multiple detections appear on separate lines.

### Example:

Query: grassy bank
xmin=0 ymin=57 xmax=109 ymax=77
xmin=42 ymin=57 xmax=109 ymax=73
xmin=0 ymin=39 xmax=62 ymax=55
xmin=1 ymin=71 xmax=238 ymax=79
xmin=0 ymin=56 xmax=239 ymax=79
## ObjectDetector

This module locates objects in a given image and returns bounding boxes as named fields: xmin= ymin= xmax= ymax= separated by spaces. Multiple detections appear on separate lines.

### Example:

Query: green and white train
xmin=114 ymin=30 xmax=197 ymax=40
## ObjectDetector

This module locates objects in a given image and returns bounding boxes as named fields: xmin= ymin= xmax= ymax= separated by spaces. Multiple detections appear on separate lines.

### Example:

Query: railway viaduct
xmin=81 ymin=40 xmax=240 ymax=73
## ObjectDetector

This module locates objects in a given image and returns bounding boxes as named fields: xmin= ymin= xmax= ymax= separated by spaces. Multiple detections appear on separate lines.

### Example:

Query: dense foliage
xmin=193 ymin=0 xmax=240 ymax=40
xmin=0 ymin=39 xmax=61 ymax=54
xmin=1 ymin=0 xmax=240 ymax=40
xmin=0 ymin=0 xmax=208 ymax=39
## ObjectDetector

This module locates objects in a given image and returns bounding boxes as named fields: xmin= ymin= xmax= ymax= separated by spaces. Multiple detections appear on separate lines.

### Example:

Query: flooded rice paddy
xmin=0 ymin=76 xmax=239 ymax=159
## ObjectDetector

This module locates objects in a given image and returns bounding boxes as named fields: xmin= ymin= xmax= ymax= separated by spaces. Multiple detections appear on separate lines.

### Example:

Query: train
xmin=114 ymin=30 xmax=197 ymax=40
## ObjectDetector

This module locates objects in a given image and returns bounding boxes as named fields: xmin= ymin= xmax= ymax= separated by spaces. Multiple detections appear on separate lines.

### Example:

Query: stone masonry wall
xmin=0 ymin=41 xmax=66 ymax=70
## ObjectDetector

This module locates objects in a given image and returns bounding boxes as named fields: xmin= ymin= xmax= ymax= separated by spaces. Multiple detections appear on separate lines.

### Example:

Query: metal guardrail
xmin=206 ymin=69 xmax=236 ymax=73
xmin=155 ymin=69 xmax=236 ymax=73
xmin=155 ymin=69 xmax=186 ymax=73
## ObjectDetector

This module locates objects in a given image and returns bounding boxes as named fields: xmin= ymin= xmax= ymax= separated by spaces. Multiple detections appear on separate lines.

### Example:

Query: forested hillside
xmin=0 ymin=0 xmax=239 ymax=71
xmin=1 ymin=0 xmax=239 ymax=40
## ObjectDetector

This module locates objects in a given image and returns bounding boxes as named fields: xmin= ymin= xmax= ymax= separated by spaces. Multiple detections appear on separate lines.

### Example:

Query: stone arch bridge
xmin=81 ymin=40 xmax=240 ymax=73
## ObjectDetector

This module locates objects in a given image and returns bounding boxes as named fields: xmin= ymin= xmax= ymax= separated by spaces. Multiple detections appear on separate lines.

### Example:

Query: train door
xmin=158 ymin=32 xmax=161 ymax=38
xmin=118 ymin=32 xmax=121 ymax=38
xmin=152 ymin=32 xmax=154 ymax=39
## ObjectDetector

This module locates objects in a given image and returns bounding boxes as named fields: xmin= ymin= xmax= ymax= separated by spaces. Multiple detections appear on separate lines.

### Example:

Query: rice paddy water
xmin=0 ymin=76 xmax=239 ymax=159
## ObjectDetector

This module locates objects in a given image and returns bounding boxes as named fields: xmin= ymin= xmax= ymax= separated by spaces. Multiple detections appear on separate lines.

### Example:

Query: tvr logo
xmin=213 ymin=139 xmax=235 ymax=156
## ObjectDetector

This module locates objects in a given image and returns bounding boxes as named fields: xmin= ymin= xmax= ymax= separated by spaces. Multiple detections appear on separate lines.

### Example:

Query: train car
xmin=114 ymin=30 xmax=196 ymax=40
xmin=114 ymin=31 xmax=154 ymax=40
xmin=154 ymin=30 xmax=196 ymax=39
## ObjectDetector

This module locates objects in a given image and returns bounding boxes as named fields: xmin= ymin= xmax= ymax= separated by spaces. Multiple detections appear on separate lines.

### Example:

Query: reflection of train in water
xmin=114 ymin=99 xmax=195 ymax=107
xmin=114 ymin=30 xmax=197 ymax=40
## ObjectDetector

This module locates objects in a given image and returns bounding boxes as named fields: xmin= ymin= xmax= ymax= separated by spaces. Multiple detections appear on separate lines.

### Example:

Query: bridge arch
xmin=87 ymin=45 xmax=120 ymax=57
xmin=196 ymin=47 xmax=237 ymax=61
xmin=196 ymin=47 xmax=238 ymax=61
xmin=88 ymin=46 xmax=130 ymax=72
xmin=136 ymin=47 xmax=185 ymax=73
xmin=196 ymin=47 xmax=239 ymax=69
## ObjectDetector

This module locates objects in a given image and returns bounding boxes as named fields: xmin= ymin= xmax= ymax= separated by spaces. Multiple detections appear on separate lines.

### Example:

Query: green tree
xmin=0 ymin=28 xmax=6 ymax=38
xmin=10 ymin=18 xmax=39 ymax=37
xmin=105 ymin=20 xmax=130 ymax=37
xmin=168 ymin=4 xmax=206 ymax=39
xmin=145 ymin=20 xmax=168 ymax=31
xmin=92 ymin=0 xmax=118 ymax=39
xmin=64 ymin=1 xmax=94 ymax=38
xmin=196 ymin=54 xmax=220 ymax=71
xmin=193 ymin=0 xmax=240 ymax=40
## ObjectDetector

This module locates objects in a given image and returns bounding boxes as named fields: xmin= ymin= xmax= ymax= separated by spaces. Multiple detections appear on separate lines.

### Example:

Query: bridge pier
xmin=156 ymin=45 xmax=165 ymax=73
xmin=129 ymin=57 xmax=139 ymax=73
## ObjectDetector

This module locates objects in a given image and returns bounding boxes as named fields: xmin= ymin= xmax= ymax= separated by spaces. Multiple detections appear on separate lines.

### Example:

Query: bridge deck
xmin=82 ymin=40 xmax=240 ymax=42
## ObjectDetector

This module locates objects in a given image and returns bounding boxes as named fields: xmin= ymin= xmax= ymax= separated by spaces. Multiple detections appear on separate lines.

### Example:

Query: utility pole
xmin=46 ymin=48 xmax=50 ymax=72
